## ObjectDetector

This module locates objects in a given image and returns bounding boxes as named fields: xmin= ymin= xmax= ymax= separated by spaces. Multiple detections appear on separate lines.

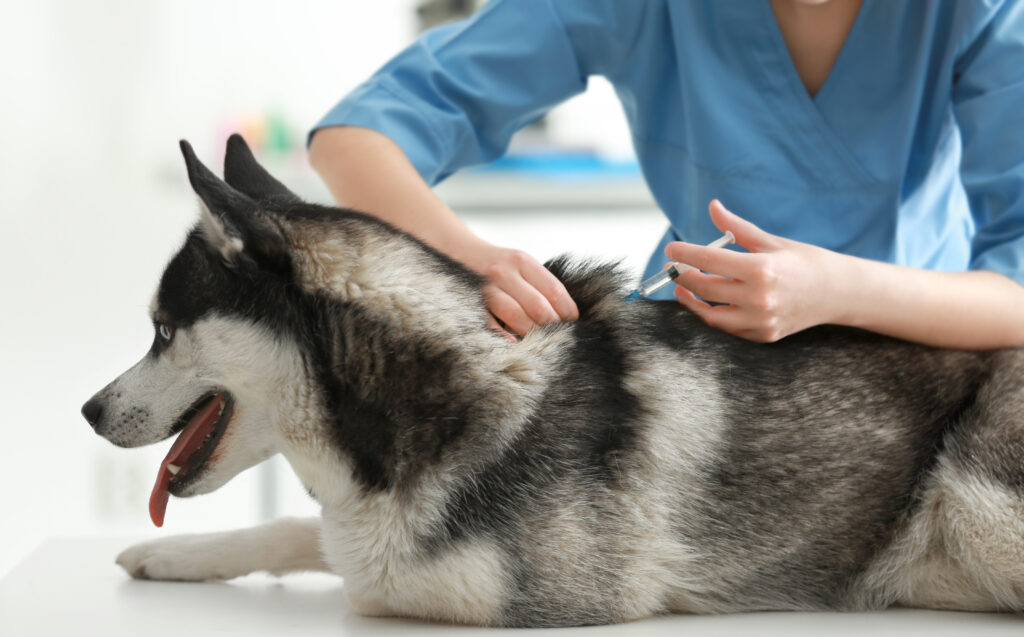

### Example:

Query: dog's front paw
xmin=116 ymin=534 xmax=251 ymax=582
xmin=345 ymin=587 xmax=398 ymax=618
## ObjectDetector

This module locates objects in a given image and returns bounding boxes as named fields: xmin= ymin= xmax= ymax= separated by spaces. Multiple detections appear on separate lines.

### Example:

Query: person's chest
xmin=611 ymin=0 xmax=963 ymax=190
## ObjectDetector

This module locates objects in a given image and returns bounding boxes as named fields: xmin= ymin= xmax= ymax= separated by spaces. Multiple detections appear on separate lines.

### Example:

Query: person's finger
xmin=707 ymin=199 xmax=779 ymax=253
xmin=674 ymin=268 xmax=741 ymax=306
xmin=673 ymin=284 xmax=714 ymax=313
xmin=483 ymin=285 xmax=536 ymax=336
xmin=519 ymin=261 xmax=579 ymax=321
xmin=485 ymin=313 xmax=519 ymax=342
xmin=665 ymin=240 xmax=758 ymax=281
xmin=490 ymin=270 xmax=562 ymax=327
xmin=675 ymin=286 xmax=756 ymax=335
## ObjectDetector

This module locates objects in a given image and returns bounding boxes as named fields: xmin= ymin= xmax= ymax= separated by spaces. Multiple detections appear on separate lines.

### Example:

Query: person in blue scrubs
xmin=308 ymin=0 xmax=1024 ymax=349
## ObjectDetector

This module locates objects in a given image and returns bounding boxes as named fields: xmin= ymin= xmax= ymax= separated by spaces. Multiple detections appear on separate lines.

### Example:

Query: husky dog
xmin=82 ymin=136 xmax=1024 ymax=627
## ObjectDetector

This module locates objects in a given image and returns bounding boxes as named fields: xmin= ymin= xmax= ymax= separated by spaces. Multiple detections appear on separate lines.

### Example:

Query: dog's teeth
xmin=167 ymin=464 xmax=181 ymax=475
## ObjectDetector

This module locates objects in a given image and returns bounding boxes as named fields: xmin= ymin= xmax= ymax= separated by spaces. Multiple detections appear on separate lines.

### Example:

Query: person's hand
xmin=666 ymin=199 xmax=842 ymax=343
xmin=458 ymin=241 xmax=579 ymax=339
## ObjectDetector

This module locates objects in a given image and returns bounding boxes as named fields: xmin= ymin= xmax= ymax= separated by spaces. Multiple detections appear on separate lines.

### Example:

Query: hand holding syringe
xmin=623 ymin=231 xmax=735 ymax=302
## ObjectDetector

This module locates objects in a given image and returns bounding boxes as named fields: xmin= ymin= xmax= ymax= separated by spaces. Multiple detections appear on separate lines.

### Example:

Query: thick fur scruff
xmin=84 ymin=135 xmax=1024 ymax=627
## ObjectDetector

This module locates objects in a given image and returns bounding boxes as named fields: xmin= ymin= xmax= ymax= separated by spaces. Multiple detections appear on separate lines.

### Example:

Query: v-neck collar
xmin=763 ymin=0 xmax=873 ymax=106
xmin=755 ymin=0 xmax=880 ymax=185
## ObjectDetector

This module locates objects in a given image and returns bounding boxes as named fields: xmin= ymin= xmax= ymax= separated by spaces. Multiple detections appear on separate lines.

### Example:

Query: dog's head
xmin=83 ymin=135 xmax=498 ymax=526
xmin=81 ymin=136 xmax=316 ymax=526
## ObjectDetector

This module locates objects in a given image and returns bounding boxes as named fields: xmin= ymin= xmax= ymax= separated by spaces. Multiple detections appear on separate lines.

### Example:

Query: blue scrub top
xmin=311 ymin=0 xmax=1024 ymax=296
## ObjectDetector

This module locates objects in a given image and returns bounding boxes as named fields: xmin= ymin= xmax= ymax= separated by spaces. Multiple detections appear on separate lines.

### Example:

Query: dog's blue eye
xmin=158 ymin=324 xmax=173 ymax=342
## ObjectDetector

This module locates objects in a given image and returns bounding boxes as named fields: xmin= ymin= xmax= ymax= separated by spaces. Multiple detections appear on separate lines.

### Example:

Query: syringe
xmin=623 ymin=231 xmax=735 ymax=302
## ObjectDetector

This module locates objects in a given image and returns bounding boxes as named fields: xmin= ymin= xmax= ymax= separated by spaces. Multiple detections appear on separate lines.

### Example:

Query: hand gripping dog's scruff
xmin=82 ymin=136 xmax=1024 ymax=626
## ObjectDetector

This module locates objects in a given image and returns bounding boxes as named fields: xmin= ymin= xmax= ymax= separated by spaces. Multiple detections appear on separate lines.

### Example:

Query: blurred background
xmin=0 ymin=0 xmax=664 ymax=576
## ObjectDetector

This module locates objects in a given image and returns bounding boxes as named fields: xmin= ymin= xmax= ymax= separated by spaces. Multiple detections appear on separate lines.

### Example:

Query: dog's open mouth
xmin=148 ymin=392 xmax=234 ymax=527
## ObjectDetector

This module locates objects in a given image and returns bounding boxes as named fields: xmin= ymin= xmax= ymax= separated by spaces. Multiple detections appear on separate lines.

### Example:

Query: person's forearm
xmin=832 ymin=254 xmax=1024 ymax=349
xmin=308 ymin=126 xmax=487 ymax=258
xmin=307 ymin=125 xmax=579 ymax=335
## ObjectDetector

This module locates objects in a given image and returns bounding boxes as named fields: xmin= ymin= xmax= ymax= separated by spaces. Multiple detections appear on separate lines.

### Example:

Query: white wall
xmin=0 ymin=0 xmax=651 ymax=577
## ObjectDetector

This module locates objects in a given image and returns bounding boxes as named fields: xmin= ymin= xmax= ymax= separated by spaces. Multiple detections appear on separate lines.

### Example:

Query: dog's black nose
xmin=81 ymin=398 xmax=104 ymax=428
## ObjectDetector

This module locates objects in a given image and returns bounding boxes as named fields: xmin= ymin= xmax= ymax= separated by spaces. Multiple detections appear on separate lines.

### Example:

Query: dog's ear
xmin=223 ymin=133 xmax=301 ymax=204
xmin=180 ymin=139 xmax=291 ymax=276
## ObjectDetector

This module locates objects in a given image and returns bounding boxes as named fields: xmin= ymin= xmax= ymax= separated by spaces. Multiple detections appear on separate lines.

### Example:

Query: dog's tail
xmin=544 ymin=256 xmax=631 ymax=319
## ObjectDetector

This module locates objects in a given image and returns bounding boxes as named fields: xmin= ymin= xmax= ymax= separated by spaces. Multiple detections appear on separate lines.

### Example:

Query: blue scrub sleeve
xmin=310 ymin=0 xmax=594 ymax=186
xmin=954 ymin=0 xmax=1024 ymax=286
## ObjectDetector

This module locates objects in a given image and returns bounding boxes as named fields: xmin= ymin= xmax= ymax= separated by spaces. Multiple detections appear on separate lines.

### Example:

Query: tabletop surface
xmin=1 ymin=537 xmax=1021 ymax=636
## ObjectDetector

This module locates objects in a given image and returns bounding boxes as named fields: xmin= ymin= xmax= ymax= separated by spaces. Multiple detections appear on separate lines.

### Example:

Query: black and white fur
xmin=82 ymin=136 xmax=1024 ymax=626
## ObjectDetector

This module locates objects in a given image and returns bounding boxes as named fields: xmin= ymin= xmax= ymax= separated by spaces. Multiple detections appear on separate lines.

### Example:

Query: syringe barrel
xmin=627 ymin=231 xmax=735 ymax=300
xmin=637 ymin=264 xmax=682 ymax=296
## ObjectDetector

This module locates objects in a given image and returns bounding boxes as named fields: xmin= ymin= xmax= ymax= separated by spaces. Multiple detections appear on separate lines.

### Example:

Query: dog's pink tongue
xmin=149 ymin=396 xmax=223 ymax=527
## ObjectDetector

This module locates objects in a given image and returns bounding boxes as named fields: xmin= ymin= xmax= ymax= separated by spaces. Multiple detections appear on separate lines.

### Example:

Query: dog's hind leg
xmin=116 ymin=517 xmax=329 ymax=581
xmin=896 ymin=354 xmax=1024 ymax=611
xmin=940 ymin=354 xmax=1024 ymax=610
xmin=937 ymin=462 xmax=1024 ymax=609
